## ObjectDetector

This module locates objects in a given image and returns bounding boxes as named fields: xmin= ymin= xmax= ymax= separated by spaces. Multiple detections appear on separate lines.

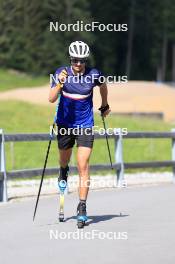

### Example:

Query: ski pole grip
xmin=98 ymin=104 xmax=109 ymax=115
xmin=57 ymin=69 xmax=68 ymax=87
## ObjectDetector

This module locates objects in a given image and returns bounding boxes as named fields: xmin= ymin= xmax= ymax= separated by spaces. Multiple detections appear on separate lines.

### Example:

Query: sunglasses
xmin=70 ymin=58 xmax=87 ymax=64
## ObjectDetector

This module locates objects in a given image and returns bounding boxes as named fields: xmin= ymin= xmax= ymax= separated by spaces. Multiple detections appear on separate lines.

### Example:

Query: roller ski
xmin=77 ymin=201 xmax=88 ymax=229
xmin=58 ymin=166 xmax=69 ymax=222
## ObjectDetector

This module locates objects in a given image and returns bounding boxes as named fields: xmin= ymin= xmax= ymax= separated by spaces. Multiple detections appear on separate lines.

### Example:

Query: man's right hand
xmin=49 ymin=69 xmax=68 ymax=103
xmin=58 ymin=69 xmax=68 ymax=84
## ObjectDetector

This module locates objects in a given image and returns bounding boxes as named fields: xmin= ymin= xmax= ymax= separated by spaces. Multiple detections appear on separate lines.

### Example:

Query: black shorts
xmin=57 ymin=126 xmax=94 ymax=149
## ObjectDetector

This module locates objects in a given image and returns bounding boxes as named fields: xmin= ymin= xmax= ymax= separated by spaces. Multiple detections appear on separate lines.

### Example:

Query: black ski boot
xmin=77 ymin=201 xmax=88 ymax=229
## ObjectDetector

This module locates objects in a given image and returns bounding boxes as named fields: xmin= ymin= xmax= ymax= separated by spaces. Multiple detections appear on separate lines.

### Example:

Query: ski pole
xmin=33 ymin=124 xmax=55 ymax=221
xmin=33 ymin=68 xmax=68 ymax=221
xmin=101 ymin=116 xmax=113 ymax=170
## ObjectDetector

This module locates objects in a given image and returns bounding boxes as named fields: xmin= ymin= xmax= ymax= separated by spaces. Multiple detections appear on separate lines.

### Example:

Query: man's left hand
xmin=98 ymin=104 xmax=111 ymax=117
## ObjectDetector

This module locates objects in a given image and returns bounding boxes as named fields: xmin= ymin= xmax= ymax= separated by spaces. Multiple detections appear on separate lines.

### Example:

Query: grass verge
xmin=0 ymin=101 xmax=173 ymax=175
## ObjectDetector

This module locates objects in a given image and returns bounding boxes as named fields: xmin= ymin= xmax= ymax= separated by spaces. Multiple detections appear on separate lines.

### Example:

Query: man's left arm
xmin=99 ymin=83 xmax=111 ymax=117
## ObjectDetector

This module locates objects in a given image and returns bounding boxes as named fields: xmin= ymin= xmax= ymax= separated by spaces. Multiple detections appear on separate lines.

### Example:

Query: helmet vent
xmin=73 ymin=44 xmax=78 ymax=55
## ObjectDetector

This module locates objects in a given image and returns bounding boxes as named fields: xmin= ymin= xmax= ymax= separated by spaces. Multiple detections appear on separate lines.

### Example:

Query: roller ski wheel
xmin=77 ymin=217 xmax=87 ymax=229
xmin=77 ymin=220 xmax=85 ymax=229
xmin=77 ymin=202 xmax=88 ymax=229
xmin=59 ymin=213 xmax=64 ymax=222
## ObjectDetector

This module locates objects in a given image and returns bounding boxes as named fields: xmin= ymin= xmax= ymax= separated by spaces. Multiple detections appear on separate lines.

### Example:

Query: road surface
xmin=0 ymin=184 xmax=175 ymax=264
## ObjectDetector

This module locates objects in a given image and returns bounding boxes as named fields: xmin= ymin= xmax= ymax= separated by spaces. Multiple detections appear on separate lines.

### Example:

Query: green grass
xmin=92 ymin=114 xmax=172 ymax=172
xmin=0 ymin=69 xmax=48 ymax=91
xmin=0 ymin=101 xmax=174 ymax=173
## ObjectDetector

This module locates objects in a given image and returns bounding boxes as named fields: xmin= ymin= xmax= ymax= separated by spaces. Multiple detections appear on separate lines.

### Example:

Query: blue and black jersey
xmin=51 ymin=66 xmax=103 ymax=128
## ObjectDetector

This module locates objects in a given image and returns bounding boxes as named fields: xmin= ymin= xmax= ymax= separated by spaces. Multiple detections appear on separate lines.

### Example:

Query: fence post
xmin=114 ymin=128 xmax=126 ymax=187
xmin=171 ymin=128 xmax=175 ymax=183
xmin=0 ymin=129 xmax=8 ymax=202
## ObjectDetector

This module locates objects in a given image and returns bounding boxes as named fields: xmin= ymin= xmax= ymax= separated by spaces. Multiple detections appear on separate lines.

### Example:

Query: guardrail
xmin=1 ymin=128 xmax=175 ymax=202
xmin=110 ymin=112 xmax=164 ymax=120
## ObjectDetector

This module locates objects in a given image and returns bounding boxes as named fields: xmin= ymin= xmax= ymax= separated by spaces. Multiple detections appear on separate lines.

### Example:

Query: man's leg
xmin=59 ymin=148 xmax=72 ymax=168
xmin=76 ymin=146 xmax=92 ymax=224
xmin=77 ymin=146 xmax=92 ymax=200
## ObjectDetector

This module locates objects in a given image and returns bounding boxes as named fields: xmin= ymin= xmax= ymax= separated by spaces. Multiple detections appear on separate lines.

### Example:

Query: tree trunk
xmin=156 ymin=66 xmax=162 ymax=82
xmin=161 ymin=30 xmax=167 ymax=82
xmin=126 ymin=0 xmax=135 ymax=80
xmin=172 ymin=43 xmax=175 ymax=82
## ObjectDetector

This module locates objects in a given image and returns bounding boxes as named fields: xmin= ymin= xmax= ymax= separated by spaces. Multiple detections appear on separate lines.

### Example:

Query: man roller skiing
xmin=49 ymin=41 xmax=110 ymax=228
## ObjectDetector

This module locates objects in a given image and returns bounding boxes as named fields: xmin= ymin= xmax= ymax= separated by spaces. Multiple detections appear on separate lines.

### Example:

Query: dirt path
xmin=0 ymin=81 xmax=175 ymax=122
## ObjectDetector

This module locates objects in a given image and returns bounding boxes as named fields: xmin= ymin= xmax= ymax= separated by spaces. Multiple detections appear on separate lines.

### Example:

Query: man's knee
xmin=77 ymin=161 xmax=89 ymax=173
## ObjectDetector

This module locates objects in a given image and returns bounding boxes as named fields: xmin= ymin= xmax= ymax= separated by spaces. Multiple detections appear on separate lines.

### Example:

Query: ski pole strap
xmin=98 ymin=104 xmax=109 ymax=115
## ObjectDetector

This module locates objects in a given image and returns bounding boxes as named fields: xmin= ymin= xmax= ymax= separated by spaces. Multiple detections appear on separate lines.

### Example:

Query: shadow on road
xmin=65 ymin=213 xmax=129 ymax=225
xmin=37 ymin=214 xmax=129 ymax=227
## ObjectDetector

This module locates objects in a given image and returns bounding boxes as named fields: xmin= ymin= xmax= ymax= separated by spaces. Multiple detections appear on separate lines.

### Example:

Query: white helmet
xmin=69 ymin=41 xmax=90 ymax=58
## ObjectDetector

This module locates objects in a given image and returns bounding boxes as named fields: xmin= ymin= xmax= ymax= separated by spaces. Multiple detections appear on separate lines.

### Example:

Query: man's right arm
xmin=48 ymin=69 xmax=68 ymax=103
xmin=48 ymin=83 xmax=62 ymax=103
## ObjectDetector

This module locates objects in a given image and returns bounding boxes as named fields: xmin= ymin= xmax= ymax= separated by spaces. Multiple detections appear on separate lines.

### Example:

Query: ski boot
xmin=58 ymin=166 xmax=69 ymax=191
xmin=77 ymin=201 xmax=88 ymax=228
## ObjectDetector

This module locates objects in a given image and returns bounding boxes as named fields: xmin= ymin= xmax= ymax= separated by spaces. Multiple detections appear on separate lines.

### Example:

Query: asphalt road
xmin=1 ymin=184 xmax=175 ymax=264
